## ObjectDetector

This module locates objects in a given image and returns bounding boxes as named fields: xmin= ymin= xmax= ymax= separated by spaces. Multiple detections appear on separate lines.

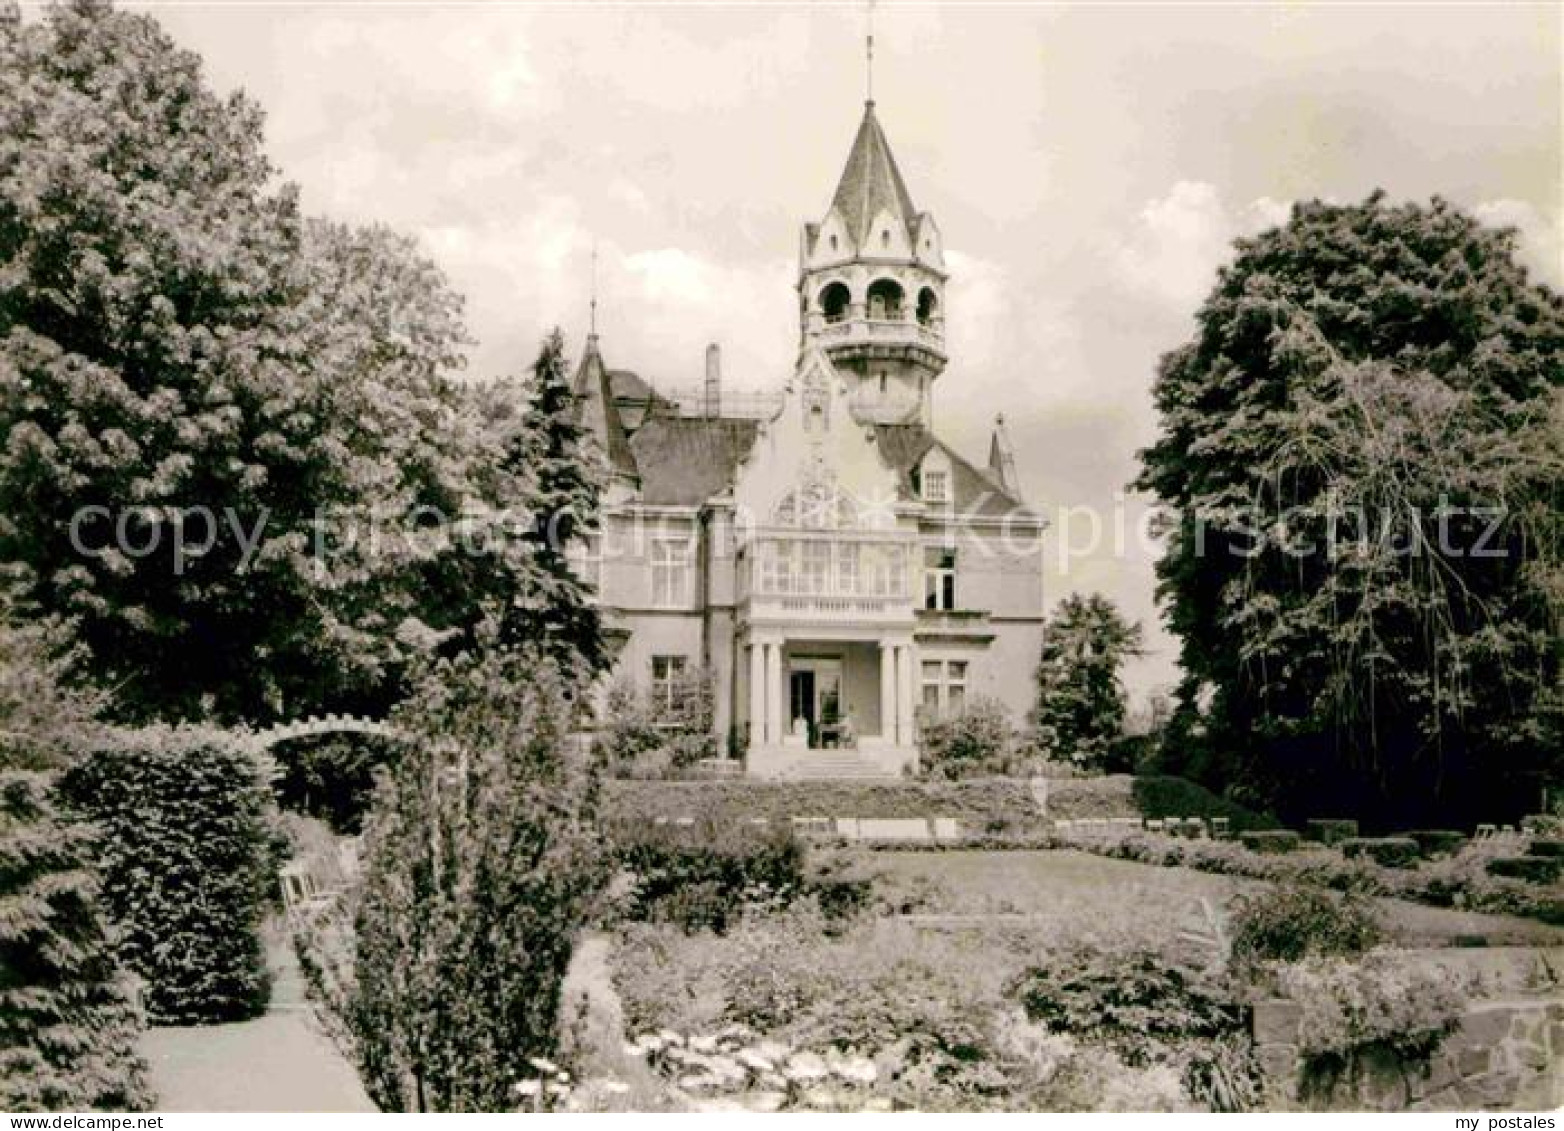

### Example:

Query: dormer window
xmin=829 ymin=234 xmax=838 ymax=251
xmin=922 ymin=469 xmax=949 ymax=503
xmin=882 ymin=229 xmax=890 ymax=248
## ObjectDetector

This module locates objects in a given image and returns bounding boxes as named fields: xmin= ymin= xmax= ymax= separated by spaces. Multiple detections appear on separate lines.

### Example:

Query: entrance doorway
xmin=788 ymin=657 xmax=843 ymax=747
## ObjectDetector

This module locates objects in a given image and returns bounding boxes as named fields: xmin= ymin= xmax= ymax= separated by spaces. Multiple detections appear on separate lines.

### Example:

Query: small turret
xmin=988 ymin=413 xmax=1020 ymax=496
xmin=572 ymin=333 xmax=639 ymax=488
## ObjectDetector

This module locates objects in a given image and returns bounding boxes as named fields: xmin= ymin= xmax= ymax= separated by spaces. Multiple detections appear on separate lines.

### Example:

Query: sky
xmin=122 ymin=0 xmax=1561 ymax=702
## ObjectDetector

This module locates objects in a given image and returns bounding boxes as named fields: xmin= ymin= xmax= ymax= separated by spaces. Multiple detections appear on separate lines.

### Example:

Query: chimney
xmin=704 ymin=342 xmax=722 ymax=419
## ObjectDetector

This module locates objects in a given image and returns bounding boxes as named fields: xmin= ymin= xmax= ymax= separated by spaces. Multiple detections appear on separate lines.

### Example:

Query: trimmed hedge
xmin=1075 ymin=831 xmax=1564 ymax=926
xmin=1305 ymin=819 xmax=1359 ymax=846
xmin=1341 ymin=837 xmax=1420 ymax=869
xmin=1405 ymin=830 xmax=1467 ymax=859
xmin=1486 ymin=855 xmax=1563 ymax=884
xmin=61 ymin=727 xmax=281 ymax=1024
xmin=1240 ymin=830 xmax=1301 ymax=854
xmin=1529 ymin=839 xmax=1564 ymax=860
xmin=604 ymin=777 xmax=1042 ymax=827
xmin=605 ymin=774 xmax=1276 ymax=844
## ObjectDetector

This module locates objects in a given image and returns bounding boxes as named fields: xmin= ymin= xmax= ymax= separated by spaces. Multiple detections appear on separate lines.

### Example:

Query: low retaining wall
xmin=1253 ymin=996 xmax=1563 ymax=1111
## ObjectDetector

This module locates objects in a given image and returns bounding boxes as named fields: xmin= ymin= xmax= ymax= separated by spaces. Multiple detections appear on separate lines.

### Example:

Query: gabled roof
xmin=572 ymin=335 xmax=639 ymax=481
xmin=829 ymin=101 xmax=919 ymax=248
xmin=628 ymin=415 xmax=759 ymax=506
xmin=873 ymin=424 xmax=1031 ymax=518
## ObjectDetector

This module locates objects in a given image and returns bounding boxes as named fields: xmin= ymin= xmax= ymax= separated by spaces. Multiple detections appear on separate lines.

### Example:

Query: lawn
xmin=858 ymin=849 xmax=1564 ymax=951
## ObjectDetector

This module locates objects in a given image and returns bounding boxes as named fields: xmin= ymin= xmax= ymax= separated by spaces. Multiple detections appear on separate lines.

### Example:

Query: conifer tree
xmin=497 ymin=331 xmax=606 ymax=675
xmin=0 ymin=615 xmax=150 ymax=1112
xmin=342 ymin=638 xmax=607 ymax=1111
xmin=1032 ymin=593 xmax=1143 ymax=769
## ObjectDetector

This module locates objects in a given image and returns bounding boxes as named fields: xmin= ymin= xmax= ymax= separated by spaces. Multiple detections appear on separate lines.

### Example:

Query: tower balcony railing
xmin=815 ymin=313 xmax=944 ymax=353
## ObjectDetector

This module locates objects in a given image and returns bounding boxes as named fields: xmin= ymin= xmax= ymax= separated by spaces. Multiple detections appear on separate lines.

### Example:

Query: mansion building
xmin=571 ymin=99 xmax=1048 ymax=778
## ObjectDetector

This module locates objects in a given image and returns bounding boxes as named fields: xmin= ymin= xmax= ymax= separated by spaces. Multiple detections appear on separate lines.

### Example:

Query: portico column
xmin=766 ymin=641 xmax=784 ymax=745
xmin=896 ymin=643 xmax=916 ymax=749
xmin=748 ymin=643 xmax=765 ymax=748
xmin=879 ymin=642 xmax=896 ymax=740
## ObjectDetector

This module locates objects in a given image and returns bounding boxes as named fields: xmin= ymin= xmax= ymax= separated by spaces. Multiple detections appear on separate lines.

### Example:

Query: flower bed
xmin=612 ymin=902 xmax=1202 ymax=1111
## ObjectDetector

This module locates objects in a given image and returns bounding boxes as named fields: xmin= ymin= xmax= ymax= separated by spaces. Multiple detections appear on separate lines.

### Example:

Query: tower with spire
xmin=558 ymin=27 xmax=1047 ymax=780
xmin=798 ymin=99 xmax=946 ymax=427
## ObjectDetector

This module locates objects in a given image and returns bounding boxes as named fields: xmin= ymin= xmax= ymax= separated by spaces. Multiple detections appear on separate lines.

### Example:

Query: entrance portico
xmin=743 ymin=629 xmax=919 ymax=778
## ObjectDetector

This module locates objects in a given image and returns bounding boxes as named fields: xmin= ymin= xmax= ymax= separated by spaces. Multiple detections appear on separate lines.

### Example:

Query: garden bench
xmin=790 ymin=816 xmax=834 ymax=839
xmin=857 ymin=817 xmax=936 ymax=843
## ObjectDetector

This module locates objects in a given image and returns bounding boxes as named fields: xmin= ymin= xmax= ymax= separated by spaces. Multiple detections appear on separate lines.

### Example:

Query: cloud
xmin=1110 ymin=181 xmax=1293 ymax=317
xmin=1474 ymin=199 xmax=1563 ymax=288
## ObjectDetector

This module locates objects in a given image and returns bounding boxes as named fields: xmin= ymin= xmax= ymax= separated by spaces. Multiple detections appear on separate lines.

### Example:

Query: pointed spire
xmin=988 ymin=413 xmax=1020 ymax=496
xmin=829 ymin=101 xmax=918 ymax=249
xmin=572 ymin=334 xmax=639 ymax=485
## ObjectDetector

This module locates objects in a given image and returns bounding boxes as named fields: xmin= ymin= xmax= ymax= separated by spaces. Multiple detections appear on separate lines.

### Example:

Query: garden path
xmin=141 ymin=931 xmax=375 ymax=1112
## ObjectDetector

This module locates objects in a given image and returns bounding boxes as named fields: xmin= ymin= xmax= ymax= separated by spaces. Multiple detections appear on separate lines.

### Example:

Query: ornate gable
xmin=731 ymin=346 xmax=904 ymax=533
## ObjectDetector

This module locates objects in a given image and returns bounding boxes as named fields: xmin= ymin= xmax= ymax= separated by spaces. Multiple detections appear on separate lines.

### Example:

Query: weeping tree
xmin=1138 ymin=193 xmax=1563 ymax=827
xmin=0 ymin=613 xmax=150 ymax=1111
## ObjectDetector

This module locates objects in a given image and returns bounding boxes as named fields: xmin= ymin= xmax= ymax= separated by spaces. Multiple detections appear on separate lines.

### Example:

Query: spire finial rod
xmin=866 ymin=0 xmax=876 ymax=104
xmin=588 ymin=240 xmax=599 ymax=339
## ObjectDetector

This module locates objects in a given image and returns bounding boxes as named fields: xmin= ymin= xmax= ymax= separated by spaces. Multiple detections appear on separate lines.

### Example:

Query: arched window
xmin=773 ymin=486 xmax=861 ymax=530
xmin=917 ymin=287 xmax=939 ymax=327
xmin=867 ymin=278 xmax=904 ymax=321
xmin=819 ymin=281 xmax=850 ymax=324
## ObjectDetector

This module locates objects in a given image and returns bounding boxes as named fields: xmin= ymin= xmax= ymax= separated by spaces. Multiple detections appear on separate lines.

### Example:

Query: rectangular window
xmin=651 ymin=539 xmax=691 ymax=607
xmin=802 ymin=541 xmax=831 ymax=595
xmin=836 ymin=542 xmax=859 ymax=596
xmin=651 ymin=655 xmax=686 ymax=711
xmin=566 ymin=537 xmax=601 ymax=596
xmin=920 ymin=658 xmax=969 ymax=718
xmin=923 ymin=469 xmax=949 ymax=503
xmin=924 ymin=547 xmax=957 ymax=611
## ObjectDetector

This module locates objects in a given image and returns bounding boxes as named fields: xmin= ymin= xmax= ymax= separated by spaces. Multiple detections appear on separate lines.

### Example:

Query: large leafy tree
xmin=1032 ymin=592 xmax=1143 ymax=769
xmin=0 ymin=2 xmax=499 ymax=723
xmin=1138 ymin=193 xmax=1563 ymax=826
xmin=0 ymin=612 xmax=150 ymax=1111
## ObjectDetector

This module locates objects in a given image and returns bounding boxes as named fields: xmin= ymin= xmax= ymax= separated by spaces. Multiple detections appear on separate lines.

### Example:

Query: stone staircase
xmin=774 ymin=750 xmax=898 ymax=780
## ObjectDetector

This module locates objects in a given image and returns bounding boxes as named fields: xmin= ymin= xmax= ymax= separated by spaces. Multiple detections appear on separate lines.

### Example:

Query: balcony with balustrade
xmin=737 ymin=532 xmax=918 ymax=630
